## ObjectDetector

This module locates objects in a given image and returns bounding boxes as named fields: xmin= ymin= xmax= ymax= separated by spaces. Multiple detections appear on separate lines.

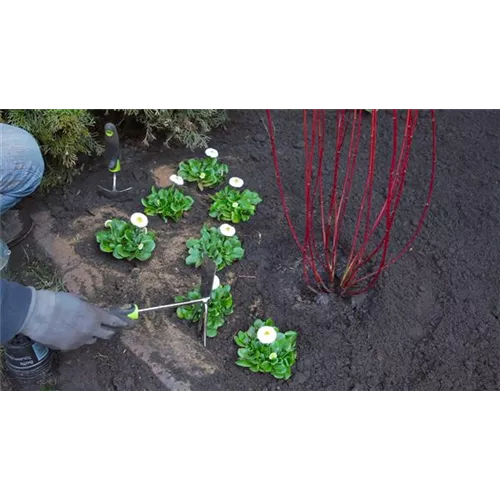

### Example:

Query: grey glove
xmin=20 ymin=288 xmax=133 ymax=351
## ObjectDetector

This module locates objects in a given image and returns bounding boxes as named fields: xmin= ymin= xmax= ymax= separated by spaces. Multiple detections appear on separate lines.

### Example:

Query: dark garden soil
xmin=5 ymin=109 xmax=500 ymax=390
xmin=1 ymin=245 xmax=165 ymax=391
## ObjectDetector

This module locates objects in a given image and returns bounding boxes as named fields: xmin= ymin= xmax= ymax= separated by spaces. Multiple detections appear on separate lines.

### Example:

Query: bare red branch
xmin=266 ymin=109 xmax=437 ymax=295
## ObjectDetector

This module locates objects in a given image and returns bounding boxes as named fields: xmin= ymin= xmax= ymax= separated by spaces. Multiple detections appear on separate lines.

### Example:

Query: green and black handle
xmin=98 ymin=123 xmax=132 ymax=195
xmin=111 ymin=299 xmax=208 ymax=321
xmin=104 ymin=123 xmax=121 ymax=173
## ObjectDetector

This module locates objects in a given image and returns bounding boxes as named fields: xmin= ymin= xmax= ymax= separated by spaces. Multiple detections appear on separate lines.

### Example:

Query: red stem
xmin=304 ymin=112 xmax=330 ymax=291
xmin=332 ymin=110 xmax=362 ymax=282
xmin=345 ymin=110 xmax=378 ymax=277
xmin=348 ymin=110 xmax=415 ymax=272
xmin=343 ymin=110 xmax=412 ymax=291
xmin=326 ymin=110 xmax=346 ymax=275
xmin=267 ymin=109 xmax=436 ymax=296
xmin=344 ymin=110 xmax=435 ymax=294
xmin=267 ymin=109 xmax=312 ymax=287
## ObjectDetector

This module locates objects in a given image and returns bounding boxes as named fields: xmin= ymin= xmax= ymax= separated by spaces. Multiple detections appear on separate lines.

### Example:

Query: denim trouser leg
xmin=0 ymin=124 xmax=45 ymax=215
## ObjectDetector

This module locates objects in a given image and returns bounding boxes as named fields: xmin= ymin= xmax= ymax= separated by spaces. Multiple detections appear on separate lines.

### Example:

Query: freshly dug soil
xmin=0 ymin=242 xmax=165 ymax=391
xmin=7 ymin=109 xmax=500 ymax=390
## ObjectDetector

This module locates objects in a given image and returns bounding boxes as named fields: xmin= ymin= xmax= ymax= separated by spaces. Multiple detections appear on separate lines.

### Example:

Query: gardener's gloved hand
xmin=20 ymin=288 xmax=134 ymax=351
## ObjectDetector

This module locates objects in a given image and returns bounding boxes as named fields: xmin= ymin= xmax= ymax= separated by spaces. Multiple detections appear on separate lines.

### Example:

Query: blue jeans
xmin=0 ymin=124 xmax=45 ymax=215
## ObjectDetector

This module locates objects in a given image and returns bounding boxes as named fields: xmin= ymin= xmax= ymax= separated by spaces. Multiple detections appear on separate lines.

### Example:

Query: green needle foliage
xmin=1 ymin=109 xmax=102 ymax=189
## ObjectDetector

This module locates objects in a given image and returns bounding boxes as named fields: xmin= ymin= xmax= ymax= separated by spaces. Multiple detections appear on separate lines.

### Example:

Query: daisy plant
xmin=95 ymin=213 xmax=156 ymax=261
xmin=234 ymin=318 xmax=298 ymax=380
xmin=209 ymin=185 xmax=262 ymax=223
xmin=175 ymin=280 xmax=233 ymax=338
xmin=185 ymin=223 xmax=244 ymax=270
xmin=141 ymin=176 xmax=194 ymax=223
xmin=178 ymin=148 xmax=229 ymax=190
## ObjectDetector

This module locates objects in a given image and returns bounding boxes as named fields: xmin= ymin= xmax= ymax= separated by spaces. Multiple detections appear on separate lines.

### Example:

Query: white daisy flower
xmin=104 ymin=219 xmax=113 ymax=228
xmin=130 ymin=213 xmax=148 ymax=228
xmin=169 ymin=174 xmax=184 ymax=186
xmin=219 ymin=223 xmax=236 ymax=237
xmin=205 ymin=148 xmax=219 ymax=159
xmin=212 ymin=275 xmax=220 ymax=290
xmin=229 ymin=177 xmax=244 ymax=188
xmin=257 ymin=326 xmax=277 ymax=344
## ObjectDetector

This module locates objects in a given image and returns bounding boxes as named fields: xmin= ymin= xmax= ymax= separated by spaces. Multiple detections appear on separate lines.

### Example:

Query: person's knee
xmin=4 ymin=152 xmax=45 ymax=201
xmin=0 ymin=124 xmax=45 ymax=199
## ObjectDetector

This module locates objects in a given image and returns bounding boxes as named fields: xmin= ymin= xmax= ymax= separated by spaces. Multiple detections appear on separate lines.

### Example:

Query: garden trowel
xmin=98 ymin=123 xmax=132 ymax=197
xmin=112 ymin=258 xmax=217 ymax=347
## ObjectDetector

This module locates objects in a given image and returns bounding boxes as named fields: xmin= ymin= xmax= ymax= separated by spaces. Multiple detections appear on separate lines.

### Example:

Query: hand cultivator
xmin=266 ymin=109 xmax=437 ymax=296
xmin=112 ymin=258 xmax=217 ymax=347
xmin=98 ymin=123 xmax=132 ymax=197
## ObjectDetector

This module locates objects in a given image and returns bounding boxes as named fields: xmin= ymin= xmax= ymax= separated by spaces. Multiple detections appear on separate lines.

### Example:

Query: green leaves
xmin=175 ymin=284 xmax=234 ymax=338
xmin=178 ymin=157 xmax=229 ymax=190
xmin=185 ymin=224 xmax=244 ymax=271
xmin=95 ymin=219 xmax=156 ymax=262
xmin=141 ymin=185 xmax=194 ymax=222
xmin=234 ymin=319 xmax=298 ymax=380
xmin=209 ymin=186 xmax=263 ymax=223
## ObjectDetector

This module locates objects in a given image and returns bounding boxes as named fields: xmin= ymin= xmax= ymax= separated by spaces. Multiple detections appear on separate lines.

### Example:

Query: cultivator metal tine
xmin=198 ymin=300 xmax=209 ymax=348
xmin=98 ymin=173 xmax=133 ymax=197
xmin=198 ymin=258 xmax=216 ymax=347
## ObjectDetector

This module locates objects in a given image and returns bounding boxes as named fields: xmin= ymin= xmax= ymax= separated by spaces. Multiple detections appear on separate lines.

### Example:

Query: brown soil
xmin=4 ymin=109 xmax=500 ymax=391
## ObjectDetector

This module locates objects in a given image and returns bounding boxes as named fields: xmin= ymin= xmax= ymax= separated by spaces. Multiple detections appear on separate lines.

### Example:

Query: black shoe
xmin=0 ymin=210 xmax=34 ymax=248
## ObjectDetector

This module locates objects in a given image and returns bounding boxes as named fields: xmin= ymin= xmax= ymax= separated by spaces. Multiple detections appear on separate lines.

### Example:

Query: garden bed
xmin=18 ymin=110 xmax=500 ymax=390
